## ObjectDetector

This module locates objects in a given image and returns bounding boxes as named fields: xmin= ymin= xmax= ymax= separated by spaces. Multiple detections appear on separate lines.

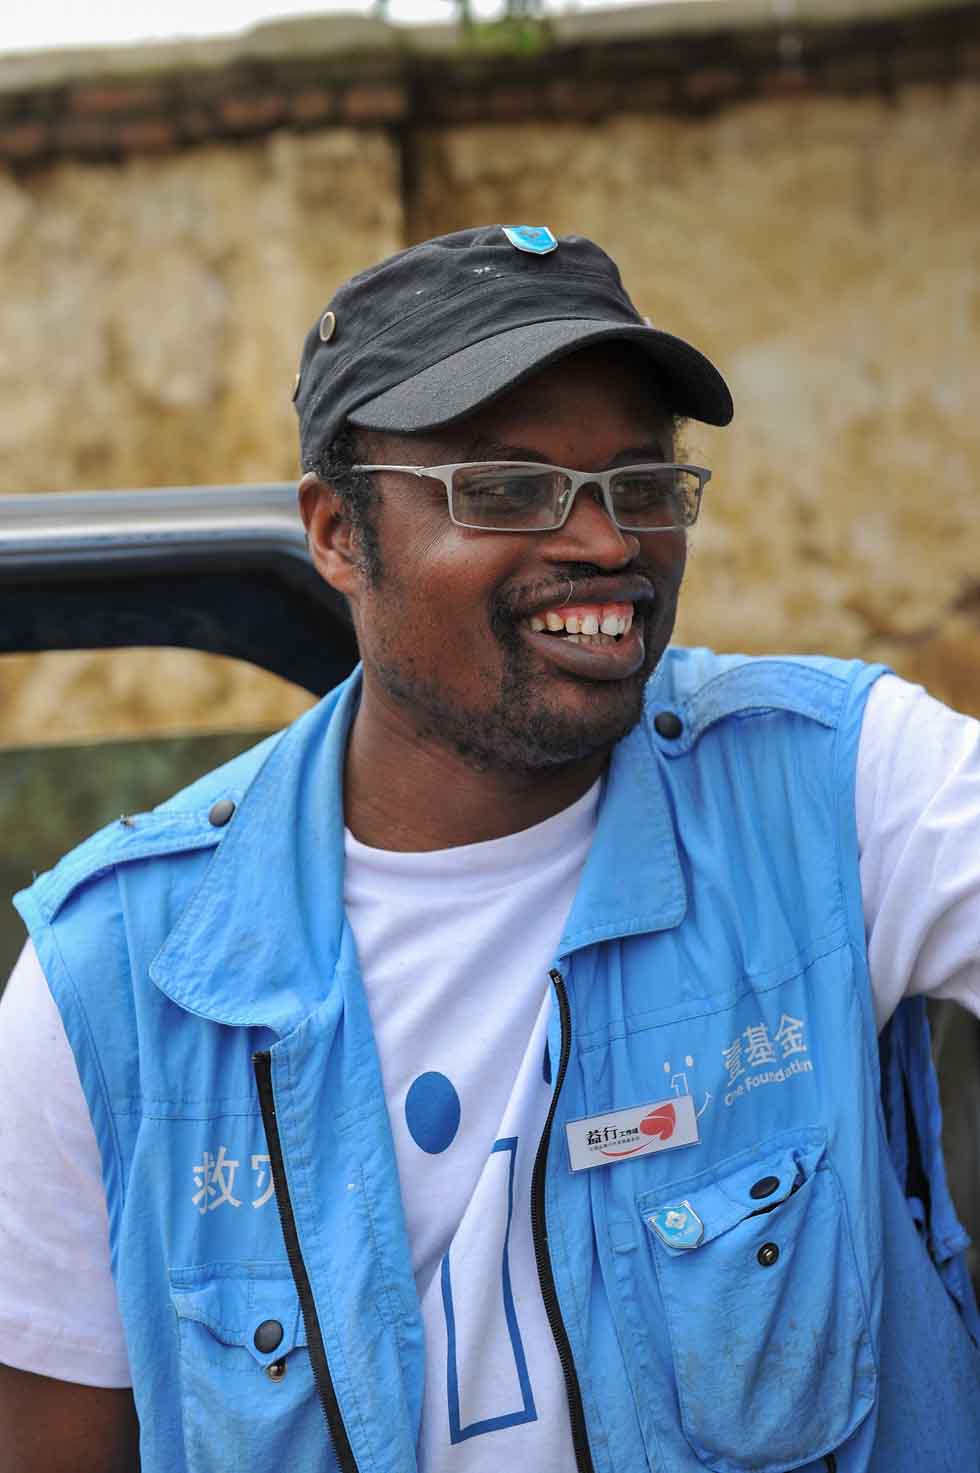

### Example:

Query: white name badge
xmin=565 ymin=1094 xmax=699 ymax=1172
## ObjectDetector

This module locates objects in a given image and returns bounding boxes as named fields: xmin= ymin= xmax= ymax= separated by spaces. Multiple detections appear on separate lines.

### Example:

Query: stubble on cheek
xmin=371 ymin=608 xmax=653 ymax=775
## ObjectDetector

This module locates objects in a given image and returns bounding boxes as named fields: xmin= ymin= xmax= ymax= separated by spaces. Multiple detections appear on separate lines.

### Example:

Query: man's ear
xmin=298 ymin=472 xmax=362 ymax=599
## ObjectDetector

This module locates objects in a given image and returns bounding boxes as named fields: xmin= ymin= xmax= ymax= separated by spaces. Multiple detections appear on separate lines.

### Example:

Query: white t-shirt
xmin=1 ymin=674 xmax=979 ymax=1467
xmin=344 ymin=790 xmax=596 ymax=1471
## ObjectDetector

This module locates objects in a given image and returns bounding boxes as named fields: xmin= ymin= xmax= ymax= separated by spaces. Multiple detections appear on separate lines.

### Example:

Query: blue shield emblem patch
xmin=648 ymin=1199 xmax=704 ymax=1251
xmin=502 ymin=225 xmax=558 ymax=255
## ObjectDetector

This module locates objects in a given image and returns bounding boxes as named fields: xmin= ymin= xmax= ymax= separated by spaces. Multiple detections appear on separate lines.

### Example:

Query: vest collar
xmin=560 ymin=708 xmax=686 ymax=954
xmin=150 ymin=673 xmax=359 ymax=1033
xmin=151 ymin=669 xmax=686 ymax=1030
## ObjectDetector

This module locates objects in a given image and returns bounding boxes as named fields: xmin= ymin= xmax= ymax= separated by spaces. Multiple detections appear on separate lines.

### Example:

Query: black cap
xmin=294 ymin=225 xmax=733 ymax=460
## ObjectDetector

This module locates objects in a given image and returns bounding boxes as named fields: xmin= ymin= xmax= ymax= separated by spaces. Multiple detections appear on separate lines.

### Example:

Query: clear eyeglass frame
xmin=351 ymin=461 xmax=711 ymax=533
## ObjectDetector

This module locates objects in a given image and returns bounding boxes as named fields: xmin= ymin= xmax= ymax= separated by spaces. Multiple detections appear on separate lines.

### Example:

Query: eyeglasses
xmin=351 ymin=461 xmax=711 ymax=533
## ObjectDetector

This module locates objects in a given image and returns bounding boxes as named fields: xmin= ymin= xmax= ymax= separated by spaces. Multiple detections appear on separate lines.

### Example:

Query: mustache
xmin=491 ymin=563 xmax=661 ymax=633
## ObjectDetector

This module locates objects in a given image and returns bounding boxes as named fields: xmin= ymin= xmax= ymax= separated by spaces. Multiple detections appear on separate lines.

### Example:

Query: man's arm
xmin=0 ymin=1364 xmax=139 ymax=1473
xmin=0 ymin=946 xmax=136 ymax=1465
xmin=857 ymin=674 xmax=980 ymax=1029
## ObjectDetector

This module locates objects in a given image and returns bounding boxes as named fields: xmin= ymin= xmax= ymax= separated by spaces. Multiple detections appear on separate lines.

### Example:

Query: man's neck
xmin=342 ymin=699 xmax=608 ymax=852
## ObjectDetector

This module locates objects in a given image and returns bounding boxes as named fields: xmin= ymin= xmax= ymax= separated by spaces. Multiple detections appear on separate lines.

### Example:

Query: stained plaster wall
xmin=1 ymin=1 xmax=978 ymax=746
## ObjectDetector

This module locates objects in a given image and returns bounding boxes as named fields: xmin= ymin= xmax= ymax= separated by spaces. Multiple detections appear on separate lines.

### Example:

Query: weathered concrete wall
xmin=1 ymin=0 xmax=978 ymax=744
xmin=0 ymin=128 xmax=402 ymax=742
xmin=0 ymin=129 xmax=402 ymax=492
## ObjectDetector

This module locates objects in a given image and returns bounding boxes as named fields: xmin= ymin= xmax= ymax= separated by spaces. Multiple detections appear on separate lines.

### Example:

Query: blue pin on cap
xmin=502 ymin=224 xmax=558 ymax=255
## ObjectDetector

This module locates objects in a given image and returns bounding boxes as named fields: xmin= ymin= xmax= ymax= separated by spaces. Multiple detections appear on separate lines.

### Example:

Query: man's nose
xmin=548 ymin=482 xmax=640 ymax=568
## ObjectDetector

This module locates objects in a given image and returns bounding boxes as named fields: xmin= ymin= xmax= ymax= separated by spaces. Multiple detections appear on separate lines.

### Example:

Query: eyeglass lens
xmin=449 ymin=464 xmax=701 ymax=531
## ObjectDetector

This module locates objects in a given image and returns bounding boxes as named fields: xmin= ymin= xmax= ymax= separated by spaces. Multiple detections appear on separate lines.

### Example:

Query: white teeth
xmin=566 ymin=631 xmax=618 ymax=646
xmin=526 ymin=604 xmax=637 ymax=637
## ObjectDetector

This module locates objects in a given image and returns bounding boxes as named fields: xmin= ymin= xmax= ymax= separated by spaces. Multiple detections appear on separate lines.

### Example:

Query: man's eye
xmin=459 ymin=474 xmax=550 ymax=508
xmin=483 ymin=480 xmax=540 ymax=503
xmin=614 ymin=475 xmax=667 ymax=506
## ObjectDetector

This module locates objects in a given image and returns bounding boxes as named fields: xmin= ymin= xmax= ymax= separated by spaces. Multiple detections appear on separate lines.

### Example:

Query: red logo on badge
xmin=640 ymin=1103 xmax=676 ymax=1141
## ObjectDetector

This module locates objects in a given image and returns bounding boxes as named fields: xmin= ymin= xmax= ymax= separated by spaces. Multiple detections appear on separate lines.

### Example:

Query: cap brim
xmin=348 ymin=318 xmax=733 ymax=434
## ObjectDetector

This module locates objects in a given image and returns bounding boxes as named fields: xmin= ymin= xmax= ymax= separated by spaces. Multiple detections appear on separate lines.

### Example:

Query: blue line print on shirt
xmin=441 ymin=1136 xmax=538 ymax=1443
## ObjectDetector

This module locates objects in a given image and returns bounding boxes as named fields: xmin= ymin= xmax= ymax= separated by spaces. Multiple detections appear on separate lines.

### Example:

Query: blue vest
xmin=16 ymin=650 xmax=980 ymax=1473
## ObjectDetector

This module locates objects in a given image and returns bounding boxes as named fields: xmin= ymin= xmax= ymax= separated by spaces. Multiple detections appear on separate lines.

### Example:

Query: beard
xmin=372 ymin=606 xmax=666 ymax=776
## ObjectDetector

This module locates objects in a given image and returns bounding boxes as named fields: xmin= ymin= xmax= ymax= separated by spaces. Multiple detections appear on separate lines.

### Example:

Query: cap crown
xmin=295 ymin=226 xmax=645 ymax=456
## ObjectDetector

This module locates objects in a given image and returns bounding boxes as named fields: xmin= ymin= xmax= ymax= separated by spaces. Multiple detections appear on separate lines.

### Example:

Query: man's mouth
xmin=521 ymin=601 xmax=634 ymax=647
xmin=514 ymin=595 xmax=648 ymax=682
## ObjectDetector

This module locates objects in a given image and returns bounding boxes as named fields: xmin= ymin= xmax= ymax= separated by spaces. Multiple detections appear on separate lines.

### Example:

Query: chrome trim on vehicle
xmin=0 ymin=484 xmax=357 ymax=695
xmin=0 ymin=484 xmax=308 ymax=571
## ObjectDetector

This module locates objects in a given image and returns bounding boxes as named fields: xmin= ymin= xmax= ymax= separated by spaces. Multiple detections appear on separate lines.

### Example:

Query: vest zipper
xmin=254 ymin=1050 xmax=359 ymax=1473
xmin=531 ymin=968 xmax=595 ymax=1473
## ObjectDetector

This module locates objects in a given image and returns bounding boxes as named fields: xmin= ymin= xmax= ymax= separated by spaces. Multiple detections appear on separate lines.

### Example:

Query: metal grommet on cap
xmin=750 ymin=1175 xmax=780 ymax=1201
xmin=319 ymin=310 xmax=336 ymax=343
xmin=266 ymin=1358 xmax=287 ymax=1381
xmin=654 ymin=710 xmax=683 ymax=740
xmin=757 ymin=1242 xmax=780 ymax=1268
xmin=253 ymin=1319 xmax=284 ymax=1354
xmin=208 ymin=798 xmax=236 ymax=828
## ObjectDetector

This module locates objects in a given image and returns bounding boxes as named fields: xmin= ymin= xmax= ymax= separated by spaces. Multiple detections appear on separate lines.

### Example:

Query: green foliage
xmin=455 ymin=15 xmax=554 ymax=55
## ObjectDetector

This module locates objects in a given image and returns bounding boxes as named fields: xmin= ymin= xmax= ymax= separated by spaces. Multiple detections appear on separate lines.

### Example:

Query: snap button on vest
xmin=654 ymin=710 xmax=683 ymax=740
xmin=750 ymin=1175 xmax=780 ymax=1200
xmin=208 ymin=798 xmax=236 ymax=828
xmin=253 ymin=1319 xmax=284 ymax=1353
xmin=757 ymin=1242 xmax=780 ymax=1267
xmin=266 ymin=1358 xmax=287 ymax=1381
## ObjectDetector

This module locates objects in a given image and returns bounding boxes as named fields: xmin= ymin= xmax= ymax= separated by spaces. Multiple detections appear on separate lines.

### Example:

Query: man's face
xmin=338 ymin=346 xmax=687 ymax=773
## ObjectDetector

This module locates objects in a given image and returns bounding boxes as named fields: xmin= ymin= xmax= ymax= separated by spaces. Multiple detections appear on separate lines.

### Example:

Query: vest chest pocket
xmin=169 ymin=1262 xmax=337 ymax=1470
xmin=637 ymin=1136 xmax=878 ymax=1473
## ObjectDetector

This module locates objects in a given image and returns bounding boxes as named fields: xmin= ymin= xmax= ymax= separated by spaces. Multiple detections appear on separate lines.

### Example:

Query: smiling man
xmin=2 ymin=226 xmax=980 ymax=1473
xmin=308 ymin=340 xmax=693 ymax=847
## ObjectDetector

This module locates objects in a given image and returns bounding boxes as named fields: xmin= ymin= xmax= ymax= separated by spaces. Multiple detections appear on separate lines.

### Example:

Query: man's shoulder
xmin=153 ymin=726 xmax=285 ymax=819
xmin=656 ymin=645 xmax=875 ymax=701
xmin=18 ymin=726 xmax=289 ymax=928
xmin=17 ymin=673 xmax=357 ymax=932
xmin=651 ymin=647 xmax=886 ymax=736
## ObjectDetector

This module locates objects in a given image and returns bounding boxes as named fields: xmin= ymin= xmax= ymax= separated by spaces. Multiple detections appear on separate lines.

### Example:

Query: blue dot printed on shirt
xmin=405 ymin=1071 xmax=461 ymax=1154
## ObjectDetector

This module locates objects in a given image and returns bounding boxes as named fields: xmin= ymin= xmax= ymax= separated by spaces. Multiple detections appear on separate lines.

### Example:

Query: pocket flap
xmin=640 ymin=1137 xmax=824 ymax=1253
xmin=634 ymin=1134 xmax=876 ymax=1472
xmin=170 ymin=1262 xmax=307 ymax=1368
